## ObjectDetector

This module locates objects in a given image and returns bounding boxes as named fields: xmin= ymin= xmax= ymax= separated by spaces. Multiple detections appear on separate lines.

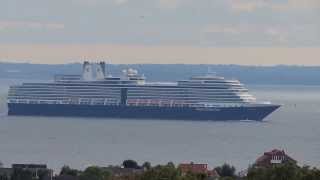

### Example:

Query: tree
xmin=79 ymin=166 xmax=111 ymax=180
xmin=215 ymin=163 xmax=236 ymax=177
xmin=246 ymin=167 xmax=269 ymax=180
xmin=166 ymin=162 xmax=175 ymax=169
xmin=180 ymin=171 xmax=207 ymax=180
xmin=245 ymin=163 xmax=320 ymax=180
xmin=60 ymin=165 xmax=79 ymax=176
xmin=270 ymin=163 xmax=297 ymax=180
xmin=123 ymin=160 xmax=140 ymax=169
xmin=142 ymin=162 xmax=151 ymax=170
xmin=139 ymin=165 xmax=179 ymax=180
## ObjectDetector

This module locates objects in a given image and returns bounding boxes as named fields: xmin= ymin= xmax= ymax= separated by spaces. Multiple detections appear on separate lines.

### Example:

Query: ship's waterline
xmin=8 ymin=103 xmax=280 ymax=121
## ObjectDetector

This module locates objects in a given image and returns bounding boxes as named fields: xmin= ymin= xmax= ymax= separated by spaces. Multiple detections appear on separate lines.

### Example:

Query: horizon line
xmin=1 ymin=60 xmax=320 ymax=67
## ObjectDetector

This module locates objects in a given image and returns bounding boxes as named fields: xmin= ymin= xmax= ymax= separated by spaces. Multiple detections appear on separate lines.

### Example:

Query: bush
xmin=79 ymin=166 xmax=111 ymax=180
xmin=215 ymin=163 xmax=236 ymax=177
xmin=123 ymin=160 xmax=140 ymax=169
xmin=246 ymin=164 xmax=320 ymax=180
xmin=60 ymin=165 xmax=79 ymax=176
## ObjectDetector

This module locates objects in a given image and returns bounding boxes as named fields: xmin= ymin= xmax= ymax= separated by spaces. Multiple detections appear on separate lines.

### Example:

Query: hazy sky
xmin=0 ymin=0 xmax=319 ymax=65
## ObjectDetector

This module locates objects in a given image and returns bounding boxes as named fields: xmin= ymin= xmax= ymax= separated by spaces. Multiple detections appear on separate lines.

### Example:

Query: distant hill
xmin=1 ymin=62 xmax=320 ymax=85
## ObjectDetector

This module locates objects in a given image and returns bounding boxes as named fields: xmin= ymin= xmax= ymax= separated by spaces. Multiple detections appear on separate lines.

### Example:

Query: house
xmin=0 ymin=164 xmax=53 ymax=180
xmin=254 ymin=149 xmax=297 ymax=168
xmin=12 ymin=164 xmax=53 ymax=180
xmin=0 ymin=167 xmax=13 ymax=179
xmin=178 ymin=162 xmax=219 ymax=179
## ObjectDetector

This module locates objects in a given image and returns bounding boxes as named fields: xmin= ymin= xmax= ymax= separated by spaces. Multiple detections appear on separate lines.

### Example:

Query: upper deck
xmin=7 ymin=62 xmax=257 ymax=107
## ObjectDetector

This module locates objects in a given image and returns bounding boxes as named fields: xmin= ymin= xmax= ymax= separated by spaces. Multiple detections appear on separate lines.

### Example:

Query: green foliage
xmin=180 ymin=171 xmax=207 ymax=180
xmin=298 ymin=166 xmax=320 ymax=180
xmin=137 ymin=163 xmax=208 ymax=180
xmin=166 ymin=162 xmax=175 ymax=169
xmin=138 ymin=163 xmax=179 ymax=180
xmin=246 ymin=164 xmax=320 ymax=180
xmin=219 ymin=177 xmax=235 ymax=180
xmin=60 ymin=165 xmax=79 ymax=176
xmin=215 ymin=163 xmax=236 ymax=177
xmin=79 ymin=166 xmax=111 ymax=180
xmin=142 ymin=162 xmax=151 ymax=170
xmin=123 ymin=160 xmax=140 ymax=169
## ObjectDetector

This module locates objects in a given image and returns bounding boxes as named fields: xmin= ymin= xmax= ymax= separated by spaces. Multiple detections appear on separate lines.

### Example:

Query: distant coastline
xmin=1 ymin=62 xmax=320 ymax=85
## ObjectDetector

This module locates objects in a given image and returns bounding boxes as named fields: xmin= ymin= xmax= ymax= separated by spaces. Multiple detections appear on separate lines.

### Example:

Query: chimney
xmin=96 ymin=61 xmax=106 ymax=80
xmin=82 ymin=61 xmax=93 ymax=81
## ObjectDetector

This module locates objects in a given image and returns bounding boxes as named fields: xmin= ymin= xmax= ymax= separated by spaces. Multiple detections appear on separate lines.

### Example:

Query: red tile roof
xmin=264 ymin=149 xmax=286 ymax=156
xmin=178 ymin=162 xmax=219 ymax=178
xmin=255 ymin=149 xmax=297 ymax=167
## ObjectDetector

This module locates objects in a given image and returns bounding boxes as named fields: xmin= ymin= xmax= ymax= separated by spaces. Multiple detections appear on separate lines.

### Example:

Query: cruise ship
xmin=7 ymin=62 xmax=280 ymax=121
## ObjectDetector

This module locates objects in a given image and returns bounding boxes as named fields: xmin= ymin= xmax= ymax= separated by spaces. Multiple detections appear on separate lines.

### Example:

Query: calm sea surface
xmin=0 ymin=79 xmax=319 ymax=172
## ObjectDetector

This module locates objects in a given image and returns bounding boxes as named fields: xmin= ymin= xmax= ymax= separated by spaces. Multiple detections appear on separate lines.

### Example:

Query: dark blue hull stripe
xmin=7 ymin=104 xmax=279 ymax=121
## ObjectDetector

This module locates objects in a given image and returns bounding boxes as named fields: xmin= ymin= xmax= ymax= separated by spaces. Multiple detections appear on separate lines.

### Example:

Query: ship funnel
xmin=96 ymin=61 xmax=106 ymax=80
xmin=82 ymin=61 xmax=94 ymax=81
